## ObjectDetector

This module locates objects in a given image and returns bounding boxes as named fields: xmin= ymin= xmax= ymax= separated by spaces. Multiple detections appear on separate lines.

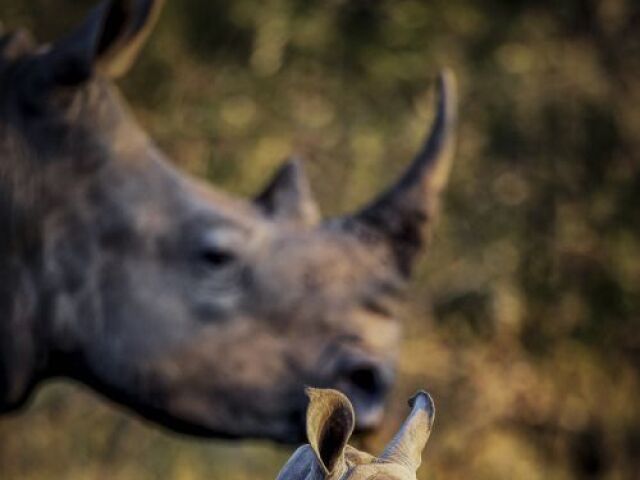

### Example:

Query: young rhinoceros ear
xmin=379 ymin=390 xmax=435 ymax=473
xmin=45 ymin=0 xmax=164 ymax=83
xmin=255 ymin=158 xmax=321 ymax=227
xmin=306 ymin=388 xmax=355 ymax=476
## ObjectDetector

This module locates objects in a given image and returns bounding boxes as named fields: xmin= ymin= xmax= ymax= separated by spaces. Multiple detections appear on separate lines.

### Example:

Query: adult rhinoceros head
xmin=0 ymin=0 xmax=457 ymax=442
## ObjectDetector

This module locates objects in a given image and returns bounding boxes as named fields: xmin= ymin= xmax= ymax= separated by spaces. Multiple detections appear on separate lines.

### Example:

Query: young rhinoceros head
xmin=276 ymin=388 xmax=435 ymax=480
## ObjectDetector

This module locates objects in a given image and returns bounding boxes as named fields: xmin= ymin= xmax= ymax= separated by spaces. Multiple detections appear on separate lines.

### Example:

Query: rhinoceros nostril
xmin=341 ymin=361 xmax=392 ymax=401
xmin=334 ymin=360 xmax=392 ymax=430
xmin=347 ymin=366 xmax=383 ymax=396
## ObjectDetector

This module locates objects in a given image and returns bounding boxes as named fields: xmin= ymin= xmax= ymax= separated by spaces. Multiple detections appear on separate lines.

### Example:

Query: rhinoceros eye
xmin=199 ymin=246 xmax=236 ymax=268
xmin=194 ymin=228 xmax=244 ymax=269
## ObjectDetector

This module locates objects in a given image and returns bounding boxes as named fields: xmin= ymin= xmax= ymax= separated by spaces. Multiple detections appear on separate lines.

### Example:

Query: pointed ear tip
xmin=306 ymin=388 xmax=355 ymax=420
xmin=305 ymin=387 xmax=335 ymax=404
xmin=131 ymin=0 xmax=166 ymax=14
xmin=104 ymin=0 xmax=166 ymax=27
xmin=305 ymin=387 xmax=350 ymax=404
xmin=126 ymin=0 xmax=166 ymax=24
xmin=135 ymin=0 xmax=167 ymax=32
xmin=409 ymin=390 xmax=435 ymax=423
xmin=305 ymin=386 xmax=318 ymax=398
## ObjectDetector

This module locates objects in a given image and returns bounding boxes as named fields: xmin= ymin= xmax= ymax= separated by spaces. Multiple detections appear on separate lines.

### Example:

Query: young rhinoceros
xmin=277 ymin=388 xmax=435 ymax=480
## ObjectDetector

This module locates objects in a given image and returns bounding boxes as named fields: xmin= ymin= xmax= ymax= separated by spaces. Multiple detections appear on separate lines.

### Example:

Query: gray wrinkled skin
xmin=0 ymin=0 xmax=457 ymax=442
xmin=276 ymin=388 xmax=435 ymax=480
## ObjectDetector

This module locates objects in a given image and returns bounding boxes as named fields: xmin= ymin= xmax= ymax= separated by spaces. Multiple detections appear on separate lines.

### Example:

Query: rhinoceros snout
xmin=333 ymin=356 xmax=394 ymax=431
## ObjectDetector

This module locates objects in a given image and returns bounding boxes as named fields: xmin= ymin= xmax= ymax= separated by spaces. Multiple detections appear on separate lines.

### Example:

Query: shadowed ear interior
xmin=45 ymin=0 xmax=164 ymax=83
xmin=306 ymin=388 xmax=355 ymax=476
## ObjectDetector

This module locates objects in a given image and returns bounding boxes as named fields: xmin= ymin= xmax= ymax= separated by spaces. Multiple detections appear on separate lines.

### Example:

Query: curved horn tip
xmin=435 ymin=68 xmax=458 ymax=124
xmin=436 ymin=68 xmax=456 ymax=92
xmin=408 ymin=390 xmax=435 ymax=426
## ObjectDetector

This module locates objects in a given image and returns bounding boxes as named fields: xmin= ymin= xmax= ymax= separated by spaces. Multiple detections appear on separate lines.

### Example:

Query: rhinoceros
xmin=0 ymin=0 xmax=457 ymax=442
xmin=276 ymin=388 xmax=435 ymax=479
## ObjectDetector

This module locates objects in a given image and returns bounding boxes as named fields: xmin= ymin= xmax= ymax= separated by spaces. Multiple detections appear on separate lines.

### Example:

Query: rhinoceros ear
xmin=305 ymin=388 xmax=355 ymax=476
xmin=45 ymin=0 xmax=164 ymax=82
xmin=379 ymin=390 xmax=436 ymax=472
xmin=255 ymin=158 xmax=321 ymax=227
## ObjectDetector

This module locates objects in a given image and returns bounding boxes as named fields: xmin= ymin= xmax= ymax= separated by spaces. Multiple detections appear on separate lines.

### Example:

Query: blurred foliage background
xmin=1 ymin=0 xmax=639 ymax=479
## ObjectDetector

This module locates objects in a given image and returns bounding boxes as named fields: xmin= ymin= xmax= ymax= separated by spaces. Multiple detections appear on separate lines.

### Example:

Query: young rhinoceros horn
xmin=379 ymin=390 xmax=436 ymax=472
xmin=344 ymin=70 xmax=457 ymax=276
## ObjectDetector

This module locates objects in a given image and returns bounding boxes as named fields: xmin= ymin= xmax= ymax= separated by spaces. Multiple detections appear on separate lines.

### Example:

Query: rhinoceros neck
xmin=0 ymin=76 xmax=183 ymax=411
xmin=0 ymin=152 xmax=43 ymax=410
xmin=0 ymin=245 xmax=42 ymax=412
